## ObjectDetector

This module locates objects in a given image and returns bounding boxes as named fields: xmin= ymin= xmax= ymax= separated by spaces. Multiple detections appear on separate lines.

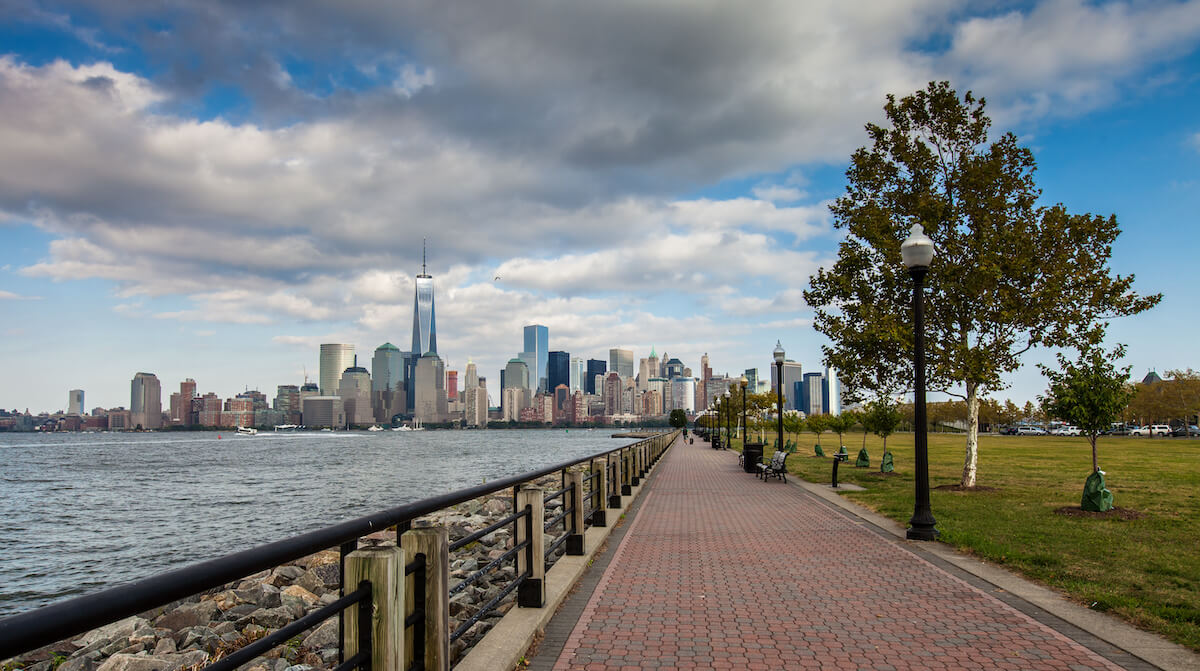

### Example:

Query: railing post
xmin=400 ymin=527 xmax=450 ymax=671
xmin=516 ymin=486 xmax=545 ymax=607
xmin=344 ymin=545 xmax=405 ymax=671
xmin=621 ymin=448 xmax=633 ymax=495
xmin=566 ymin=469 xmax=586 ymax=555
xmin=592 ymin=458 xmax=609 ymax=525
xmin=607 ymin=456 xmax=621 ymax=509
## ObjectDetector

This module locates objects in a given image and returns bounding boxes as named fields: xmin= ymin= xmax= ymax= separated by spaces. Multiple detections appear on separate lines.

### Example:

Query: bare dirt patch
xmin=1053 ymin=506 xmax=1144 ymax=520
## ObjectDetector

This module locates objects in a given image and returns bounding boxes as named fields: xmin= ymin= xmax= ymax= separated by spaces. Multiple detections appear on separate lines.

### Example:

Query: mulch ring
xmin=934 ymin=484 xmax=1001 ymax=493
xmin=1053 ymin=506 xmax=1144 ymax=520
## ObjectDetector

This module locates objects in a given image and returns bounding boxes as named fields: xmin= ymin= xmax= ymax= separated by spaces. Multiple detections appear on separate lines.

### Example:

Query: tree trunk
xmin=961 ymin=382 xmax=980 ymax=488
xmin=1091 ymin=434 xmax=1099 ymax=472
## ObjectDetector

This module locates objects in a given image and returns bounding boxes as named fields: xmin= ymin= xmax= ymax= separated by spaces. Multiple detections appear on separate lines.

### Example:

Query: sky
xmin=1 ymin=0 xmax=1199 ymax=414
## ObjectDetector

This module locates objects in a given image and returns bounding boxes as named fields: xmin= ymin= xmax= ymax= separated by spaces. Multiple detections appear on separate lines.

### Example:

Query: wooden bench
xmin=757 ymin=450 xmax=789 ymax=482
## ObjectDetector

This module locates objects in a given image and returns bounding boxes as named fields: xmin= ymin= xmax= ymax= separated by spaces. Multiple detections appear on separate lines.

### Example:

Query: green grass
xmin=743 ymin=431 xmax=1200 ymax=652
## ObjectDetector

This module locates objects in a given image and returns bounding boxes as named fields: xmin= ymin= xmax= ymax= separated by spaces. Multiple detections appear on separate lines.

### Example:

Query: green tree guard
xmin=836 ymin=445 xmax=848 ymax=458
xmin=880 ymin=452 xmax=895 ymax=473
xmin=814 ymin=444 xmax=825 ymax=457
xmin=855 ymin=447 xmax=870 ymax=468
xmin=1081 ymin=470 xmax=1114 ymax=512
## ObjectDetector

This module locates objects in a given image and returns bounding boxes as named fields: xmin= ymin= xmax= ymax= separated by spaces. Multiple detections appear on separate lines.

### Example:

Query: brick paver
xmin=550 ymin=436 xmax=1125 ymax=670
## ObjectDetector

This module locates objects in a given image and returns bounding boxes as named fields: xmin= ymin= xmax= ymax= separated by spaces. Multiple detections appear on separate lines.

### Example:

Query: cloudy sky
xmin=1 ymin=0 xmax=1198 ymax=413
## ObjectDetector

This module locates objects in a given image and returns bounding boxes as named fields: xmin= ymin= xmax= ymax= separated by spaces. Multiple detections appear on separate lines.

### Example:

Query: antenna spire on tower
xmin=423 ymin=238 xmax=427 ymax=275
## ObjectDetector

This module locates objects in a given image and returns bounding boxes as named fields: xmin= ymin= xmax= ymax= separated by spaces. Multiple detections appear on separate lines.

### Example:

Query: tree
xmin=863 ymin=396 xmax=902 ymax=455
xmin=668 ymin=409 xmax=687 ymax=429
xmin=804 ymin=81 xmax=1160 ymax=487
xmin=1040 ymin=345 xmax=1133 ymax=511
xmin=807 ymin=414 xmax=828 ymax=449
xmin=825 ymin=412 xmax=857 ymax=450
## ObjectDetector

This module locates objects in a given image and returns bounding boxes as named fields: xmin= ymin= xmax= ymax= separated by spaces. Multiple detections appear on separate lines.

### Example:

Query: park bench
xmin=757 ymin=450 xmax=789 ymax=482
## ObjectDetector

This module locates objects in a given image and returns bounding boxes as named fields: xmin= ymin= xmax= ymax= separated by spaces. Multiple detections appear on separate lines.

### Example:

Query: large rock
xmin=94 ymin=651 xmax=207 ymax=671
xmin=155 ymin=601 xmax=220 ymax=631
xmin=72 ymin=617 xmax=151 ymax=650
xmin=247 ymin=606 xmax=295 ymax=629
xmin=296 ymin=564 xmax=339 ymax=595
xmin=280 ymin=585 xmax=319 ymax=608
xmin=481 ymin=498 xmax=508 ymax=516
xmin=300 ymin=618 xmax=339 ymax=651
xmin=298 ymin=550 xmax=338 ymax=569
xmin=57 ymin=655 xmax=97 ymax=671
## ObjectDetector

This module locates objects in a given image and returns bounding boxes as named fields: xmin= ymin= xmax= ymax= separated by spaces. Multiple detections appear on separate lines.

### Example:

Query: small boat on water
xmin=367 ymin=425 xmax=384 ymax=432
xmin=391 ymin=419 xmax=424 ymax=431
xmin=236 ymin=426 xmax=258 ymax=436
xmin=274 ymin=424 xmax=301 ymax=432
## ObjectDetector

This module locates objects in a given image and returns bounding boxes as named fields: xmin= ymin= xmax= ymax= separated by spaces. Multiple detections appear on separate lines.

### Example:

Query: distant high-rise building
xmin=664 ymin=358 xmax=684 ymax=379
xmin=274 ymin=384 xmax=301 ymax=424
xmin=68 ymin=389 xmax=84 ymax=416
xmin=569 ymin=357 xmax=585 ymax=392
xmin=603 ymin=372 xmax=622 ymax=416
xmin=412 ymin=245 xmax=438 ymax=357
xmin=609 ymin=348 xmax=634 ymax=379
xmin=505 ymin=358 xmax=530 ymax=390
xmin=320 ymin=344 xmax=356 ymax=396
xmin=464 ymin=360 xmax=479 ymax=389
xmin=338 ymin=359 xmax=373 ymax=426
xmin=697 ymin=353 xmax=711 ymax=411
xmin=744 ymin=368 xmax=759 ymax=394
xmin=648 ymin=347 xmax=660 ymax=380
xmin=170 ymin=379 xmax=197 ymax=425
xmin=586 ymin=359 xmax=606 ymax=394
xmin=372 ymin=343 xmax=406 ymax=423
xmin=523 ymin=325 xmax=549 ymax=392
xmin=412 ymin=353 xmax=447 ymax=424
xmin=130 ymin=372 xmax=162 ymax=429
xmin=465 ymin=380 xmax=488 ymax=428
xmin=502 ymin=358 xmax=530 ymax=418
xmin=547 ymin=351 xmax=569 ymax=393
xmin=822 ymin=366 xmax=841 ymax=416
xmin=446 ymin=370 xmax=458 ymax=401
xmin=671 ymin=377 xmax=696 ymax=414
xmin=302 ymin=396 xmax=346 ymax=429
xmin=801 ymin=372 xmax=824 ymax=416
xmin=771 ymin=360 xmax=803 ymax=410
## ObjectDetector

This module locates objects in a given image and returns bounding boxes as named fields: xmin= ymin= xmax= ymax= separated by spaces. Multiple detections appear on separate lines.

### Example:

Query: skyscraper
xmin=547 ymin=351 xmax=569 ymax=393
xmin=338 ymin=359 xmax=373 ymax=426
xmin=412 ymin=245 xmax=438 ymax=357
xmin=523 ymin=325 xmax=549 ymax=392
xmin=822 ymin=366 xmax=841 ymax=415
xmin=771 ymin=360 xmax=803 ymax=410
xmin=414 ymin=353 xmax=447 ymax=424
xmin=130 ymin=372 xmax=162 ymax=429
xmin=372 ymin=343 xmax=405 ymax=424
xmin=319 ymin=344 xmax=355 ymax=396
xmin=464 ymin=360 xmax=479 ymax=389
xmin=569 ymin=356 xmax=585 ymax=392
xmin=609 ymin=348 xmax=634 ymax=379
xmin=801 ymin=372 xmax=824 ymax=416
xmin=586 ymin=359 xmax=606 ymax=394
xmin=68 ymin=389 xmax=84 ymax=415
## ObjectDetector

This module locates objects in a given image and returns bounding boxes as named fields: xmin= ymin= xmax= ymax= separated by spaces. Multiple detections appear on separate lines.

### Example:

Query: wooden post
xmin=344 ymin=545 xmax=405 ymax=671
xmin=400 ymin=527 xmax=450 ymax=671
xmin=593 ymin=458 xmax=609 ymax=525
xmin=621 ymin=448 xmax=632 ymax=495
xmin=607 ymin=456 xmax=621 ymax=509
xmin=566 ymin=469 xmax=586 ymax=555
xmin=516 ymin=486 xmax=545 ymax=607
xmin=631 ymin=444 xmax=641 ymax=487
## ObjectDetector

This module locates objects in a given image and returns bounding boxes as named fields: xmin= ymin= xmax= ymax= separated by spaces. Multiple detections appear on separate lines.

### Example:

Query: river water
xmin=0 ymin=429 xmax=640 ymax=618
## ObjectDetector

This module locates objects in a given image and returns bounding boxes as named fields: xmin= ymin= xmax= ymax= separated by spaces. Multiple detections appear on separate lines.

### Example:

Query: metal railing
xmin=0 ymin=430 xmax=679 ymax=670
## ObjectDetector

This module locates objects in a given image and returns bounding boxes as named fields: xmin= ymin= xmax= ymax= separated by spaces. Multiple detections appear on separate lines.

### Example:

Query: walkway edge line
xmin=454 ymin=437 xmax=676 ymax=671
xmin=792 ymin=477 xmax=1200 ymax=671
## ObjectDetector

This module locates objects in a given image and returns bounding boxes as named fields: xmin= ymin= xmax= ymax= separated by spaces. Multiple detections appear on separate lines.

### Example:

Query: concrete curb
xmin=453 ymin=436 xmax=677 ymax=671
xmin=792 ymin=476 xmax=1200 ymax=671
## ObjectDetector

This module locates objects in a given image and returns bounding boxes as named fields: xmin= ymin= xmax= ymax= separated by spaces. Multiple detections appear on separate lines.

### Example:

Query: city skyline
xmin=2 ymin=2 xmax=1199 ymax=412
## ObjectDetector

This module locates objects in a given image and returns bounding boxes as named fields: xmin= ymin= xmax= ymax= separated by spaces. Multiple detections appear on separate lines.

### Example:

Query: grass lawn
xmin=726 ymin=430 xmax=1200 ymax=652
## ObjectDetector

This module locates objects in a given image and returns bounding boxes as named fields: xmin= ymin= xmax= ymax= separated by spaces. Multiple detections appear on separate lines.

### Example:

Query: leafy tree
xmin=863 ymin=397 xmax=902 ymax=454
xmin=825 ymin=412 xmax=857 ymax=449
xmin=807 ymin=414 xmax=828 ymax=448
xmin=804 ymin=81 xmax=1160 ymax=487
xmin=668 ymin=409 xmax=687 ymax=429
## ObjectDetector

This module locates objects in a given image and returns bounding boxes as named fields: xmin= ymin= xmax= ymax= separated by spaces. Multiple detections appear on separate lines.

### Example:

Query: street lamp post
xmin=723 ymin=390 xmax=731 ymax=450
xmin=902 ymin=224 xmax=938 ymax=541
xmin=774 ymin=341 xmax=785 ymax=454
xmin=739 ymin=375 xmax=748 ymax=449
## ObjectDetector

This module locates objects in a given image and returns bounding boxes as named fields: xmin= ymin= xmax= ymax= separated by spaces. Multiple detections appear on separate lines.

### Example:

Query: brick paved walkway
xmin=548 ymin=436 xmax=1126 ymax=670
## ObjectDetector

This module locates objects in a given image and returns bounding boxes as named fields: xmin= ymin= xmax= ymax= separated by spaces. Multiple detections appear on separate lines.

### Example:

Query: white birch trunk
xmin=961 ymin=382 xmax=979 ymax=488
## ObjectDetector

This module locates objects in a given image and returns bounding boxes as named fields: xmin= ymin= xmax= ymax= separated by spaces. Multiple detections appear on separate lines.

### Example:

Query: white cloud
xmin=0 ymin=289 xmax=40 ymax=300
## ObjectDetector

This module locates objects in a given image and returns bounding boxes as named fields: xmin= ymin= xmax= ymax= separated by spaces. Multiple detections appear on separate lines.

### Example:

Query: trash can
xmin=743 ymin=442 xmax=764 ymax=474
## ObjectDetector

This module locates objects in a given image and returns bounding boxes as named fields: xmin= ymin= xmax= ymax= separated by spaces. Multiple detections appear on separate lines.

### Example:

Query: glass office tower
xmin=523 ymin=324 xmax=548 ymax=393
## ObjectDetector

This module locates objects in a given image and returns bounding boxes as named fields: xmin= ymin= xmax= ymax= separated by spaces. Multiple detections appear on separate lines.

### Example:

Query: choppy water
xmin=0 ymin=429 xmax=638 ymax=618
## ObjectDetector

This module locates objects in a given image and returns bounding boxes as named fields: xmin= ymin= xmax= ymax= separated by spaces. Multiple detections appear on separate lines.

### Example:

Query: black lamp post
xmin=723 ymin=390 xmax=731 ymax=450
xmin=773 ymin=341 xmax=785 ymax=452
xmin=902 ymin=223 xmax=938 ymax=541
xmin=739 ymin=375 xmax=748 ymax=449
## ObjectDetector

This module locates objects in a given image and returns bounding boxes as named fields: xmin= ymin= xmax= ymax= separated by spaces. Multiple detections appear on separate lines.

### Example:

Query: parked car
xmin=1108 ymin=423 xmax=1129 ymax=436
xmin=999 ymin=425 xmax=1018 ymax=435
xmin=1130 ymin=424 xmax=1171 ymax=437
xmin=1016 ymin=426 xmax=1047 ymax=436
xmin=1171 ymin=425 xmax=1200 ymax=437
xmin=1051 ymin=425 xmax=1081 ymax=436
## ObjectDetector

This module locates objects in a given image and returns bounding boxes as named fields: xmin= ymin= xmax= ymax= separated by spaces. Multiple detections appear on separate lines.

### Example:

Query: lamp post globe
xmin=773 ymin=341 xmax=785 ymax=453
xmin=903 ymin=224 xmax=938 ymax=541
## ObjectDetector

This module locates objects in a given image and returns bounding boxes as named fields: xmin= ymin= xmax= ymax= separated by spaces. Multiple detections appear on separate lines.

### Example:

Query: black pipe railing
xmin=0 ymin=430 xmax=679 ymax=667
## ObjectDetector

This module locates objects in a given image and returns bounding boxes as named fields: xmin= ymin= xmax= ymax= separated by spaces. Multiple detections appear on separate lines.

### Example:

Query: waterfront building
xmin=236 ymin=390 xmax=269 ymax=410
xmin=414 ymin=352 xmax=448 ymax=424
xmin=553 ymin=384 xmax=570 ymax=422
xmin=744 ymin=368 xmax=760 ymax=395
xmin=68 ymin=389 xmax=84 ymax=416
xmin=569 ymin=357 xmax=585 ymax=392
xmin=504 ymin=358 xmax=531 ymax=390
xmin=569 ymin=390 xmax=588 ymax=424
xmin=822 ymin=366 xmax=841 ymax=415
xmin=198 ymin=393 xmax=222 ymax=427
xmin=518 ymin=351 xmax=538 ymax=390
xmin=801 ymin=372 xmax=824 ymax=416
xmin=664 ymin=358 xmax=684 ymax=380
xmin=274 ymin=385 xmax=301 ymax=425
xmin=648 ymin=347 xmax=660 ymax=381
xmin=338 ymin=360 xmax=373 ymax=426
xmin=705 ymin=375 xmax=729 ymax=409
xmin=107 ymin=408 xmax=132 ymax=430
xmin=319 ymin=344 xmax=355 ymax=396
xmin=771 ymin=360 xmax=804 ymax=410
xmin=609 ymin=348 xmax=634 ymax=379
xmin=641 ymin=389 xmax=662 ymax=416
xmin=372 ymin=343 xmax=404 ymax=394
xmin=302 ymin=396 xmax=346 ymax=429
xmin=446 ymin=370 xmax=458 ymax=401
xmin=169 ymin=378 xmax=197 ymax=425
xmin=637 ymin=358 xmax=650 ymax=392
xmin=523 ymin=325 xmax=549 ymax=392
xmin=222 ymin=397 xmax=255 ymax=428
xmin=547 ymin=351 xmax=569 ymax=394
xmin=671 ymin=377 xmax=696 ymax=414
xmin=130 ymin=372 xmax=162 ymax=430
xmin=465 ymin=376 xmax=488 ymax=428
xmin=696 ymin=353 xmax=711 ymax=412
xmin=464 ymin=360 xmax=479 ymax=389
xmin=502 ymin=387 xmax=532 ymax=422
xmin=412 ymin=251 xmax=438 ymax=357
xmin=586 ymin=359 xmax=606 ymax=394
xmin=603 ymin=372 xmax=622 ymax=416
